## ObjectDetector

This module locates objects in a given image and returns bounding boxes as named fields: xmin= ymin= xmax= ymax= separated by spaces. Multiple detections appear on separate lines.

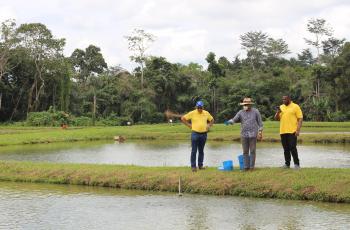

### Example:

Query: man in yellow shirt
xmin=181 ymin=101 xmax=214 ymax=172
xmin=274 ymin=95 xmax=303 ymax=169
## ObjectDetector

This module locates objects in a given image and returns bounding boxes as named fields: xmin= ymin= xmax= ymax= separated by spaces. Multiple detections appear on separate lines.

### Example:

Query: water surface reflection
xmin=0 ymin=182 xmax=349 ymax=229
xmin=0 ymin=140 xmax=349 ymax=168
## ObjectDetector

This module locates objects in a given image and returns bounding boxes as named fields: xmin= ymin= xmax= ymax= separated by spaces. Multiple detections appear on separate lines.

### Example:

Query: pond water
xmin=0 ymin=182 xmax=349 ymax=229
xmin=0 ymin=140 xmax=350 ymax=168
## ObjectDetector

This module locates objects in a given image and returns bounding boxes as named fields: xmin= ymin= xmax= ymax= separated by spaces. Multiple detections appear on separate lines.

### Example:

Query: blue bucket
xmin=223 ymin=160 xmax=233 ymax=171
xmin=238 ymin=155 xmax=244 ymax=170
xmin=238 ymin=154 xmax=251 ymax=170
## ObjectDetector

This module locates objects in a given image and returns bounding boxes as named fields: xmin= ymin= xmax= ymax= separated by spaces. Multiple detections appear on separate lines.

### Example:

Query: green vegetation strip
xmin=1 ymin=122 xmax=350 ymax=146
xmin=0 ymin=161 xmax=349 ymax=203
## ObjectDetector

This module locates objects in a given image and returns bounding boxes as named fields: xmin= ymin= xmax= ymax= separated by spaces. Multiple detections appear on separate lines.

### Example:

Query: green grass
xmin=0 ymin=161 xmax=349 ymax=203
xmin=1 ymin=122 xmax=350 ymax=146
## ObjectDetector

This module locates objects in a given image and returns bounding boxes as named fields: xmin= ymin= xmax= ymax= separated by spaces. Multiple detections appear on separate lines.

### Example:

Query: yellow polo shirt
xmin=279 ymin=102 xmax=303 ymax=134
xmin=183 ymin=109 xmax=214 ymax=133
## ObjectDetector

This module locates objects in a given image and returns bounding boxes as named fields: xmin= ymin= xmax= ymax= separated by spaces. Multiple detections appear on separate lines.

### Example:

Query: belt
xmin=192 ymin=131 xmax=207 ymax=134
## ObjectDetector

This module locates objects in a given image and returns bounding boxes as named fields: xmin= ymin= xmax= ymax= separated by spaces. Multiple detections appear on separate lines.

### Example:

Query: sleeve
xmin=256 ymin=109 xmax=263 ymax=131
xmin=295 ymin=105 xmax=303 ymax=119
xmin=278 ymin=105 xmax=283 ymax=119
xmin=228 ymin=111 xmax=241 ymax=124
xmin=207 ymin=112 xmax=214 ymax=122
xmin=183 ymin=111 xmax=192 ymax=120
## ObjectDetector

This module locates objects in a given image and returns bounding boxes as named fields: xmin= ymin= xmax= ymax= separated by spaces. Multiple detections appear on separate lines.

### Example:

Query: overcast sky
xmin=1 ymin=0 xmax=349 ymax=71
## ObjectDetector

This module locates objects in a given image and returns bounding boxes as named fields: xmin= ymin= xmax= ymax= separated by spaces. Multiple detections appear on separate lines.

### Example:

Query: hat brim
xmin=240 ymin=102 xmax=254 ymax=105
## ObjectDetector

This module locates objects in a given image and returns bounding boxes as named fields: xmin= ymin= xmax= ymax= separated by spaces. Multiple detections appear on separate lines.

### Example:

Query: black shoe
xmin=198 ymin=166 xmax=206 ymax=170
xmin=191 ymin=167 xmax=197 ymax=172
xmin=281 ymin=164 xmax=290 ymax=169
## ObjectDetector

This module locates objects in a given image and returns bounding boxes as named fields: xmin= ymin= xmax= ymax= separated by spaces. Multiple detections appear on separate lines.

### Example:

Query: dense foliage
xmin=0 ymin=18 xmax=349 ymax=125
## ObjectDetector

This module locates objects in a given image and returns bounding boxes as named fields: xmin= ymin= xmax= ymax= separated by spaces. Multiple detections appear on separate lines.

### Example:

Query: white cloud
xmin=0 ymin=0 xmax=349 ymax=71
xmin=0 ymin=6 xmax=16 ymax=22
xmin=151 ymin=28 xmax=209 ymax=64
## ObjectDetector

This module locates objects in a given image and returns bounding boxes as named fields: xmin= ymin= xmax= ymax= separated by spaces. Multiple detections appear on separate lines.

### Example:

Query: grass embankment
xmin=0 ymin=161 xmax=349 ymax=203
xmin=1 ymin=122 xmax=350 ymax=146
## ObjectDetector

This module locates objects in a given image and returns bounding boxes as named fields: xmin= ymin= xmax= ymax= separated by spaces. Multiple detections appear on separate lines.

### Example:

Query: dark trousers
xmin=191 ymin=132 xmax=207 ymax=168
xmin=241 ymin=137 xmax=257 ymax=169
xmin=280 ymin=133 xmax=300 ymax=166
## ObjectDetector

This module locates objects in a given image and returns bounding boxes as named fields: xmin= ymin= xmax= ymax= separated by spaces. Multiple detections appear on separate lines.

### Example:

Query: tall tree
xmin=70 ymin=45 xmax=107 ymax=122
xmin=265 ymin=38 xmax=289 ymax=58
xmin=206 ymin=52 xmax=225 ymax=115
xmin=303 ymin=18 xmax=334 ymax=102
xmin=297 ymin=49 xmax=315 ymax=66
xmin=321 ymin=37 xmax=345 ymax=64
xmin=240 ymin=31 xmax=268 ymax=71
xmin=329 ymin=42 xmax=350 ymax=112
xmin=125 ymin=29 xmax=155 ymax=90
xmin=0 ymin=19 xmax=17 ymax=111
xmin=16 ymin=23 xmax=65 ymax=113
xmin=70 ymin=45 xmax=107 ymax=83
xmin=304 ymin=18 xmax=333 ymax=61
xmin=57 ymin=59 xmax=71 ymax=112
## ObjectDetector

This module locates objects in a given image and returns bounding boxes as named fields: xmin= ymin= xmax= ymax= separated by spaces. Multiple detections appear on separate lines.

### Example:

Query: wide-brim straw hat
xmin=239 ymin=97 xmax=255 ymax=105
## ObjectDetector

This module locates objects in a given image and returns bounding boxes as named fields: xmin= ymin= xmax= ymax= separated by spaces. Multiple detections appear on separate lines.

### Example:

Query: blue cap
xmin=196 ymin=101 xmax=204 ymax=107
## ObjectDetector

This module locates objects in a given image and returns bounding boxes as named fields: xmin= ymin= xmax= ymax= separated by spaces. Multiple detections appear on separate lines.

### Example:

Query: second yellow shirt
xmin=183 ymin=109 xmax=214 ymax=133
xmin=279 ymin=102 xmax=303 ymax=134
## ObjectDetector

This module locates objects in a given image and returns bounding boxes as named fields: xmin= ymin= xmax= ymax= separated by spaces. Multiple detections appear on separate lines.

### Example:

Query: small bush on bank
xmin=70 ymin=116 xmax=91 ymax=126
xmin=27 ymin=112 xmax=54 ymax=126
xmin=96 ymin=114 xmax=131 ymax=126
xmin=329 ymin=111 xmax=350 ymax=122
xmin=26 ymin=110 xmax=133 ymax=127
xmin=26 ymin=110 xmax=70 ymax=126
xmin=144 ymin=112 xmax=165 ymax=124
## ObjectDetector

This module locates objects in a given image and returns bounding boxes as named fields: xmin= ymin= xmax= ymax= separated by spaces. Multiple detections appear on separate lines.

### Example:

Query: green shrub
xmin=144 ymin=112 xmax=165 ymax=124
xmin=27 ymin=110 xmax=70 ymax=126
xmin=52 ymin=111 xmax=70 ymax=126
xmin=329 ymin=111 xmax=350 ymax=122
xmin=70 ymin=116 xmax=92 ymax=126
xmin=96 ymin=115 xmax=131 ymax=126
xmin=27 ymin=112 xmax=54 ymax=126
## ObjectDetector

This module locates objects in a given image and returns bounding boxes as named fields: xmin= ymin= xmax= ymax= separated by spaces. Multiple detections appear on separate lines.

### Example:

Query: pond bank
xmin=0 ymin=161 xmax=349 ymax=203
xmin=1 ymin=122 xmax=350 ymax=146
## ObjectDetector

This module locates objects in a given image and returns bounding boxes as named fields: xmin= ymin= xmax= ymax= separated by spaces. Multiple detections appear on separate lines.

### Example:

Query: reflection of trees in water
xmin=0 ymin=140 xmax=111 ymax=155
xmin=132 ymin=140 xmax=184 ymax=150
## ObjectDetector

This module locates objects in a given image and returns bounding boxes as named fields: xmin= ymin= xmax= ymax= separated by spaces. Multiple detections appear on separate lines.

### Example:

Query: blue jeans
xmin=191 ymin=132 xmax=207 ymax=168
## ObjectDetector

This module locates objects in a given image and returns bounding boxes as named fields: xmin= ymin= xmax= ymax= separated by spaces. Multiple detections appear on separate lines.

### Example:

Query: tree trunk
xmin=92 ymin=94 xmax=96 ymax=126
xmin=213 ymin=88 xmax=216 ymax=115
xmin=34 ymin=81 xmax=44 ymax=111
xmin=140 ymin=64 xmax=144 ymax=90
xmin=27 ymin=81 xmax=36 ymax=113
xmin=52 ymin=85 xmax=55 ymax=110
xmin=140 ymin=64 xmax=144 ymax=120
xmin=250 ymin=57 xmax=256 ymax=72
xmin=33 ymin=60 xmax=44 ymax=111
xmin=10 ymin=90 xmax=23 ymax=121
